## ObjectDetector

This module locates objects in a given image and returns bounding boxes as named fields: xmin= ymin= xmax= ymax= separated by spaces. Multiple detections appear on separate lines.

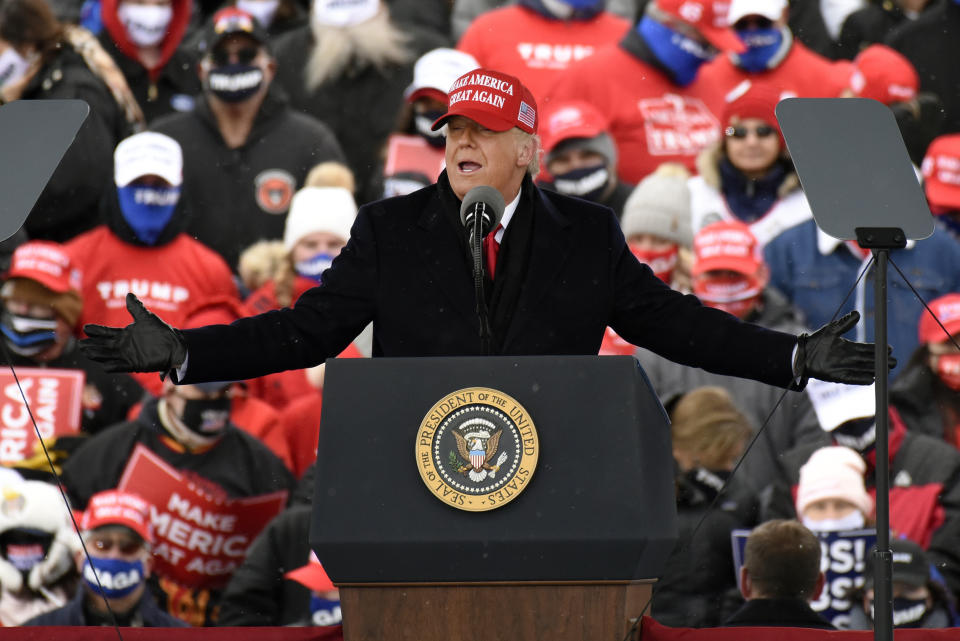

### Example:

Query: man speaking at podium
xmin=78 ymin=68 xmax=886 ymax=391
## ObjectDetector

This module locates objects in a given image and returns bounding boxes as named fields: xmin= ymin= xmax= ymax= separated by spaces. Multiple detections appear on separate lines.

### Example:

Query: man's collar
xmin=495 ymin=189 xmax=523 ymax=243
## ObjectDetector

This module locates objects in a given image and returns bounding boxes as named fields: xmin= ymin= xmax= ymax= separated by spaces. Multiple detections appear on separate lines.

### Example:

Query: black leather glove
xmin=79 ymin=293 xmax=187 ymax=374
xmin=795 ymin=310 xmax=896 ymax=386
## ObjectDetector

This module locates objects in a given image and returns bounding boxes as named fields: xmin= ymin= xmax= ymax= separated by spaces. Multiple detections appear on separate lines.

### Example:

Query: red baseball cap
xmin=919 ymin=293 xmax=960 ymax=344
xmin=692 ymin=220 xmax=764 ymax=277
xmin=81 ymin=490 xmax=154 ymax=544
xmin=539 ymin=100 xmax=608 ymax=155
xmin=5 ymin=241 xmax=81 ymax=294
xmin=657 ymin=0 xmax=744 ymax=53
xmin=849 ymin=45 xmax=918 ymax=106
xmin=723 ymin=80 xmax=792 ymax=147
xmin=285 ymin=550 xmax=336 ymax=591
xmin=431 ymin=68 xmax=538 ymax=134
xmin=922 ymin=134 xmax=960 ymax=212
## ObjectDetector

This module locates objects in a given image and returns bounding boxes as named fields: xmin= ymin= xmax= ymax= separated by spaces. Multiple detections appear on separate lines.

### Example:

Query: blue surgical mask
xmin=82 ymin=557 xmax=145 ymax=599
xmin=0 ymin=311 xmax=58 ymax=356
xmin=638 ymin=16 xmax=714 ymax=87
xmin=551 ymin=165 xmax=610 ymax=202
xmin=735 ymin=26 xmax=785 ymax=72
xmin=414 ymin=109 xmax=447 ymax=149
xmin=117 ymin=184 xmax=180 ymax=245
xmin=310 ymin=595 xmax=342 ymax=626
xmin=295 ymin=253 xmax=335 ymax=285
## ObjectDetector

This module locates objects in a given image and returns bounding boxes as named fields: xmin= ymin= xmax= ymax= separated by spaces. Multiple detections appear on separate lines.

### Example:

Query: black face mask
xmin=0 ymin=311 xmax=58 ymax=357
xmin=414 ymin=109 xmax=447 ymax=149
xmin=832 ymin=417 xmax=876 ymax=455
xmin=682 ymin=467 xmax=731 ymax=502
xmin=0 ymin=529 xmax=53 ymax=588
xmin=178 ymin=396 xmax=231 ymax=436
xmin=871 ymin=597 xmax=929 ymax=628
xmin=551 ymin=165 xmax=610 ymax=202
xmin=207 ymin=63 xmax=264 ymax=103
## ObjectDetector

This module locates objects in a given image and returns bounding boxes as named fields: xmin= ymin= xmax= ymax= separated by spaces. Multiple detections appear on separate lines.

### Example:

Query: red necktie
xmin=483 ymin=224 xmax=503 ymax=278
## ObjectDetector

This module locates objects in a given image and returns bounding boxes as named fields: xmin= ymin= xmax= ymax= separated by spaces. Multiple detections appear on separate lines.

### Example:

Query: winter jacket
xmin=891 ymin=354 xmax=960 ymax=447
xmin=23 ymin=587 xmax=187 ymax=627
xmin=151 ymin=89 xmax=345 ymax=270
xmin=689 ymin=144 xmax=813 ymax=247
xmin=98 ymin=0 xmax=199 ymax=123
xmin=836 ymin=0 xmax=938 ymax=60
xmin=650 ymin=470 xmax=759 ymax=627
xmin=217 ymin=505 xmax=313 ymax=625
xmin=22 ymin=45 xmax=127 ymax=242
xmin=764 ymin=219 xmax=960 ymax=379
xmin=456 ymin=4 xmax=629 ymax=102
xmin=887 ymin=0 xmax=960 ymax=135
xmin=785 ymin=0 xmax=841 ymax=60
xmin=537 ymin=178 xmax=633 ymax=221
xmin=723 ymin=598 xmax=835 ymax=629
xmin=547 ymin=27 xmax=725 ymax=183
xmin=636 ymin=286 xmax=827 ymax=493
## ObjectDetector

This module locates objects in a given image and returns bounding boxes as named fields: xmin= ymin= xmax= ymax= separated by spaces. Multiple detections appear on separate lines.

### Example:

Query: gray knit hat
xmin=620 ymin=163 xmax=694 ymax=248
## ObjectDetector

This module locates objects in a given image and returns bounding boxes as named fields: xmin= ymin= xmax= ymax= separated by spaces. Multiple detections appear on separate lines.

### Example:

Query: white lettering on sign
xmin=516 ymin=43 xmax=594 ymax=69
xmin=96 ymin=281 xmax=190 ymax=310
xmin=639 ymin=94 xmax=720 ymax=157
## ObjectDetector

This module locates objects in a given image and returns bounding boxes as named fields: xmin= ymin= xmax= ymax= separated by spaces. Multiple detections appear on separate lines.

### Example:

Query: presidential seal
xmin=416 ymin=387 xmax=539 ymax=512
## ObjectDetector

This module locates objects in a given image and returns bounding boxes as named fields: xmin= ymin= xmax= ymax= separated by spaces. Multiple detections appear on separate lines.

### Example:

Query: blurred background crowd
xmin=0 ymin=0 xmax=960 ymax=631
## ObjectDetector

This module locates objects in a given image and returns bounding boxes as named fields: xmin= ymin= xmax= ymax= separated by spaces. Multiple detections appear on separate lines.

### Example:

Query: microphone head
xmin=459 ymin=185 xmax=506 ymax=233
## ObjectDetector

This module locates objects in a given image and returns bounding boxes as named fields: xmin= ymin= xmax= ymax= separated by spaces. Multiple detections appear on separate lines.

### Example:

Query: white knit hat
xmin=283 ymin=187 xmax=357 ymax=251
xmin=619 ymin=164 xmax=693 ymax=247
xmin=795 ymin=446 xmax=873 ymax=517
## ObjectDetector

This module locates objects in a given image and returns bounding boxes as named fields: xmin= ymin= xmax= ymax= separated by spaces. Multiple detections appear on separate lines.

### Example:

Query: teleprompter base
xmin=339 ymin=580 xmax=653 ymax=641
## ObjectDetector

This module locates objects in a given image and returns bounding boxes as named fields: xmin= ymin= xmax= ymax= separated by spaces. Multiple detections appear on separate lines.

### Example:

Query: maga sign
xmin=118 ymin=444 xmax=288 ymax=591
xmin=0 ymin=367 xmax=83 ymax=465
xmin=732 ymin=528 xmax=877 ymax=629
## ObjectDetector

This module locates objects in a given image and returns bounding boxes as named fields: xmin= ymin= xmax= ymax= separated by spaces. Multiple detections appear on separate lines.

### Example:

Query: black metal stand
xmin=468 ymin=209 xmax=494 ymax=355
xmin=855 ymin=226 xmax=905 ymax=641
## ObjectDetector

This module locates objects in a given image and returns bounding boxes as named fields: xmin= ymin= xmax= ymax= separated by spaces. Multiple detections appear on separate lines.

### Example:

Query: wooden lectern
xmin=311 ymin=356 xmax=677 ymax=641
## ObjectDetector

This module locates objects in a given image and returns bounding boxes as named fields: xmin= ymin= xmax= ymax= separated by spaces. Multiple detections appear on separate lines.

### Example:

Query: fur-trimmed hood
xmin=695 ymin=141 xmax=801 ymax=199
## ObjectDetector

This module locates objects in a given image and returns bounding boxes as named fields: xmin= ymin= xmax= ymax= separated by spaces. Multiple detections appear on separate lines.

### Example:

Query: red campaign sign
xmin=118 ymin=444 xmax=288 ymax=591
xmin=384 ymin=134 xmax=446 ymax=181
xmin=638 ymin=94 xmax=720 ymax=158
xmin=0 ymin=367 xmax=84 ymax=465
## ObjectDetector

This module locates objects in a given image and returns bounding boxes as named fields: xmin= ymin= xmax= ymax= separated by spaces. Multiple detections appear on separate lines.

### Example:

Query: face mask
xmin=178 ymin=396 xmax=231 ymax=436
xmin=310 ymin=594 xmax=343 ymax=626
xmin=870 ymin=597 xmax=929 ymax=628
xmin=935 ymin=353 xmax=960 ymax=391
xmin=295 ymin=252 xmax=334 ymax=285
xmin=414 ymin=110 xmax=447 ymax=149
xmin=83 ymin=557 xmax=145 ymax=599
xmin=630 ymin=244 xmax=678 ymax=284
xmin=117 ymin=3 xmax=173 ymax=47
xmin=832 ymin=417 xmax=876 ymax=455
xmin=528 ymin=0 xmax=605 ymax=20
xmin=638 ymin=16 xmax=714 ymax=87
xmin=683 ymin=467 xmax=730 ymax=501
xmin=117 ymin=184 xmax=180 ymax=245
xmin=237 ymin=0 xmax=281 ymax=28
xmin=0 ymin=311 xmax=58 ymax=356
xmin=552 ymin=165 xmax=610 ymax=202
xmin=734 ymin=26 xmax=784 ymax=72
xmin=0 ymin=47 xmax=32 ymax=88
xmin=207 ymin=63 xmax=264 ymax=103
xmin=802 ymin=510 xmax=865 ymax=532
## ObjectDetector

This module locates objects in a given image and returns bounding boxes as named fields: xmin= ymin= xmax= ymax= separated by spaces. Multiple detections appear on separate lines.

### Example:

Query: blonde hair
xmin=671 ymin=387 xmax=752 ymax=469
xmin=305 ymin=161 xmax=356 ymax=193
xmin=512 ymin=129 xmax=541 ymax=176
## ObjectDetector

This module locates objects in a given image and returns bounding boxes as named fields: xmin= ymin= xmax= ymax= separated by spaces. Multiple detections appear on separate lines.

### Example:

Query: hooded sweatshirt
xmin=99 ymin=0 xmax=199 ymax=123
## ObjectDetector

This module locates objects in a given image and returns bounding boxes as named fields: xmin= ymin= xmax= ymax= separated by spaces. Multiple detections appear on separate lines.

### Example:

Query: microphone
xmin=460 ymin=186 xmax=505 ymax=240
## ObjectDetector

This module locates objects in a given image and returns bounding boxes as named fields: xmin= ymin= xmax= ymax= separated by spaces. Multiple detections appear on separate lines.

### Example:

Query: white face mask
xmin=802 ymin=511 xmax=866 ymax=533
xmin=237 ymin=0 xmax=281 ymax=28
xmin=0 ymin=47 xmax=32 ymax=88
xmin=118 ymin=3 xmax=173 ymax=47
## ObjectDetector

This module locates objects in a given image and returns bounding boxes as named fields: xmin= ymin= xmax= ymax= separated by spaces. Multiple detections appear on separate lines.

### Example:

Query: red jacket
xmin=243 ymin=275 xmax=317 ymax=316
xmin=458 ymin=5 xmax=629 ymax=106
xmin=67 ymin=227 xmax=238 ymax=394
xmin=548 ymin=41 xmax=725 ymax=183
xmin=276 ymin=391 xmax=324 ymax=479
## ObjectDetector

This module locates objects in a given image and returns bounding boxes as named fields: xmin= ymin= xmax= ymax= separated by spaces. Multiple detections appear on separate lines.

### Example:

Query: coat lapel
xmin=501 ymin=189 xmax=575 ymax=350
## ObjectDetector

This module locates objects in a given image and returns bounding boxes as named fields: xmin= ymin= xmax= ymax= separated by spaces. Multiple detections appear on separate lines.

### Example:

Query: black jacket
xmin=891 ymin=353 xmax=958 ymax=445
xmin=151 ymin=88 xmax=345 ymax=270
xmin=23 ymin=586 xmax=187 ymax=627
xmin=177 ymin=173 xmax=799 ymax=387
xmin=23 ymin=45 xmax=128 ymax=241
xmin=217 ymin=505 xmax=313 ymax=626
xmin=723 ymin=598 xmax=836 ymax=629
xmin=887 ymin=0 xmax=960 ymax=135
xmin=62 ymin=397 xmax=294 ymax=509
xmin=836 ymin=0 xmax=939 ymax=60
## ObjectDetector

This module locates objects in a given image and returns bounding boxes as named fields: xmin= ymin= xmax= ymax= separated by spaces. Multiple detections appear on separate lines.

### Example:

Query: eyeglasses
xmin=89 ymin=536 xmax=144 ymax=556
xmin=725 ymin=124 xmax=777 ymax=139
xmin=210 ymin=45 xmax=260 ymax=67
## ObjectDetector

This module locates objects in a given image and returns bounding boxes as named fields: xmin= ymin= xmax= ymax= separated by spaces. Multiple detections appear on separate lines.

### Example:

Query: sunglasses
xmin=90 ymin=536 xmax=144 ymax=556
xmin=725 ymin=124 xmax=777 ymax=139
xmin=210 ymin=45 xmax=260 ymax=67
